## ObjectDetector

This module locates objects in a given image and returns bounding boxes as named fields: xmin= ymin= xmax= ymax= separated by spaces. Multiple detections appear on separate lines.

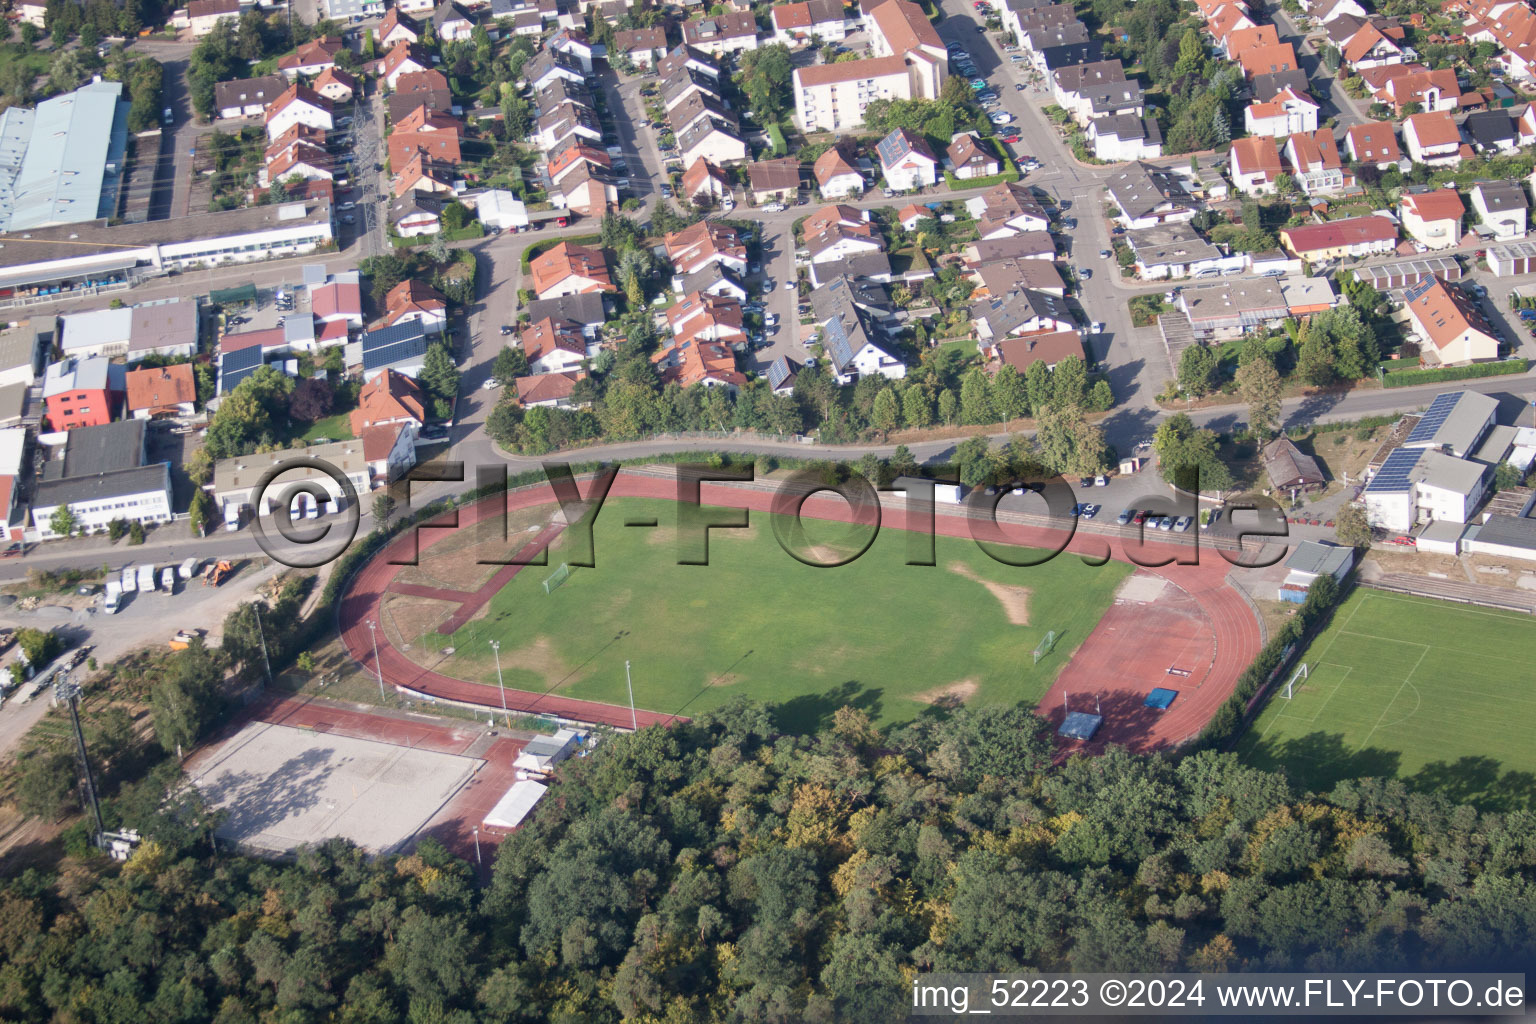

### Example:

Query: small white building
xmin=475 ymin=190 xmax=531 ymax=231
xmin=1362 ymin=446 xmax=1488 ymax=533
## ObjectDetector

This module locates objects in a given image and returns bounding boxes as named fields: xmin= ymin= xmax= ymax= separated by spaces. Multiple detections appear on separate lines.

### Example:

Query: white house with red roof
xmin=264 ymin=86 xmax=334 ymax=141
xmin=311 ymin=274 xmax=365 ymax=328
xmin=1402 ymin=111 xmax=1464 ymax=166
xmin=1244 ymin=88 xmax=1319 ymax=138
xmin=877 ymin=128 xmax=938 ymax=191
xmin=384 ymin=279 xmax=449 ymax=334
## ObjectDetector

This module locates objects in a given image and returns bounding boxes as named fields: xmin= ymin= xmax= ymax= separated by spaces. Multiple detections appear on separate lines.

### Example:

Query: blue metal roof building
xmin=0 ymin=80 xmax=130 ymax=233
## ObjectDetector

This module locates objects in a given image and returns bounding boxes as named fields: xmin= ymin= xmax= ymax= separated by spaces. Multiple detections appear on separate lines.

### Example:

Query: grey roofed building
xmin=808 ymin=251 xmax=892 ymax=287
xmin=661 ymin=67 xmax=723 ymax=108
xmin=216 ymin=345 xmax=265 ymax=395
xmin=1465 ymin=110 xmax=1517 ymax=151
xmin=657 ymin=44 xmax=721 ymax=80
xmin=387 ymin=83 xmax=454 ymax=123
xmin=1471 ymin=423 xmax=1518 ymax=465
xmin=0 ymin=384 xmax=27 ymax=428
xmin=766 ymin=354 xmax=801 ymax=393
xmin=1469 ymin=513 xmax=1536 ymax=551
xmin=1263 ymin=436 xmax=1327 ymax=492
xmin=1401 ymin=390 xmax=1498 ymax=457
xmin=966 ymin=232 xmax=1057 ymax=264
xmin=1037 ymin=40 xmax=1100 ymax=70
xmin=128 ymin=297 xmax=199 ymax=358
xmin=1252 ymin=69 xmax=1312 ymax=102
xmin=676 ymin=117 xmax=745 ymax=160
xmin=388 ymin=191 xmax=445 ymax=228
xmin=970 ymin=287 xmax=1073 ymax=339
xmin=525 ymin=49 xmax=585 ymax=89
xmin=0 ymin=79 xmax=131 ymax=233
xmin=1104 ymin=161 xmax=1198 ymax=223
xmin=1052 ymin=59 xmax=1125 ymax=95
xmin=668 ymin=89 xmax=738 ymax=134
xmin=359 ymin=321 xmax=430 ymax=373
xmin=534 ymin=76 xmax=594 ymax=117
xmin=33 ymin=464 xmax=170 ymax=514
xmin=973 ymin=258 xmax=1065 ymax=295
xmin=41 ymin=419 xmax=147 ymax=481
xmin=0 ymin=322 xmax=47 ymax=382
xmin=1023 ymin=22 xmax=1089 ymax=49
xmin=1081 ymin=78 xmax=1145 ymax=116
xmin=1473 ymin=179 xmax=1528 ymax=213
xmin=1283 ymin=539 xmax=1354 ymax=582
xmin=678 ymin=263 xmax=748 ymax=299
xmin=1010 ymin=4 xmax=1078 ymax=32
xmin=1416 ymin=448 xmax=1489 ymax=493
xmin=215 ymin=74 xmax=289 ymax=114
xmin=525 ymin=290 xmax=609 ymax=331
xmin=1092 ymin=112 xmax=1160 ymax=146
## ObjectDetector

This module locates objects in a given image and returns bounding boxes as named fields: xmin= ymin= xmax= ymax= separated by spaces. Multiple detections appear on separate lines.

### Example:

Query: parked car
xmin=1080 ymin=504 xmax=1100 ymax=519
xmin=1079 ymin=267 xmax=1091 ymax=279
xmin=1131 ymin=510 xmax=1147 ymax=525
xmin=1099 ymin=249 xmax=1111 ymax=259
xmin=989 ymin=111 xmax=1013 ymax=123
xmin=499 ymin=325 xmax=514 ymax=335
xmin=1116 ymin=508 xmax=1134 ymax=525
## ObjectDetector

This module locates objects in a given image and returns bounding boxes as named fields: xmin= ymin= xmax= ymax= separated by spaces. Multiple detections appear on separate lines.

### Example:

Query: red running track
xmin=337 ymin=474 xmax=1263 ymax=747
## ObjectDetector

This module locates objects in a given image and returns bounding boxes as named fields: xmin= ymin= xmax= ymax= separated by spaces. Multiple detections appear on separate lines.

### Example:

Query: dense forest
xmin=1 ymin=700 xmax=1533 ymax=1024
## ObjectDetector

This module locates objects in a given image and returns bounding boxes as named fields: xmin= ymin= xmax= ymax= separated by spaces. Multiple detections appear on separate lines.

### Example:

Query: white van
xmin=224 ymin=502 xmax=242 ymax=531
xmin=160 ymin=568 xmax=176 ymax=592
xmin=103 ymin=582 xmax=122 ymax=614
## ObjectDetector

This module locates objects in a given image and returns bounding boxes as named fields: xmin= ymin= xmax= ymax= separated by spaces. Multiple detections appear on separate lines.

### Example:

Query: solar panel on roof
xmin=363 ymin=336 xmax=428 ymax=371
xmin=1405 ymin=392 xmax=1459 ymax=445
xmin=1403 ymin=276 xmax=1436 ymax=303
xmin=1366 ymin=447 xmax=1422 ymax=492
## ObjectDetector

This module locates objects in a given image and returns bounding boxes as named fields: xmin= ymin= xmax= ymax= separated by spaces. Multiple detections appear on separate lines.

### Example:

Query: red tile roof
xmin=125 ymin=364 xmax=196 ymax=413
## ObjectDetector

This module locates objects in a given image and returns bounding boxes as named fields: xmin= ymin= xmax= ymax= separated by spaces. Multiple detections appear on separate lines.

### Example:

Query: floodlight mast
xmin=56 ymin=676 xmax=104 ymax=835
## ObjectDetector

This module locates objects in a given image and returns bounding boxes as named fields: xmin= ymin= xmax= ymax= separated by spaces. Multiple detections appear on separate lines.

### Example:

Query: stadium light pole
xmin=489 ymin=640 xmax=508 ymax=727
xmin=367 ymin=621 xmax=385 ymax=702
xmin=472 ymin=827 xmax=481 ymax=866
xmin=625 ymin=660 xmax=637 ymax=732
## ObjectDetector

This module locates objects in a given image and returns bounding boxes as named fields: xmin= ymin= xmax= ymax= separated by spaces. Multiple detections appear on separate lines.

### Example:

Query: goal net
xmin=1033 ymin=630 xmax=1059 ymax=665
xmin=542 ymin=563 xmax=572 ymax=594
xmin=1282 ymin=663 xmax=1309 ymax=699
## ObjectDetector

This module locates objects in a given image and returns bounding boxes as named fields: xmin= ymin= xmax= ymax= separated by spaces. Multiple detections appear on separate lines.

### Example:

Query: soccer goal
xmin=542 ymin=563 xmax=572 ymax=594
xmin=1282 ymin=663 xmax=1309 ymax=699
xmin=1033 ymin=630 xmax=1059 ymax=665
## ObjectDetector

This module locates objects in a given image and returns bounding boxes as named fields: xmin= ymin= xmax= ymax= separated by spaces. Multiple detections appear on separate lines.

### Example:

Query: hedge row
xmin=1381 ymin=358 xmax=1528 ymax=388
xmin=943 ymin=157 xmax=1022 ymax=192
xmin=390 ymin=223 xmax=486 ymax=248
xmin=1196 ymin=572 xmax=1348 ymax=750
xmin=1287 ymin=412 xmax=1398 ymax=439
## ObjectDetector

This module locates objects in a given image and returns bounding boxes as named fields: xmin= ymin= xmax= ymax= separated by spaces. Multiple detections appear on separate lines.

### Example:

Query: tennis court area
xmin=1238 ymin=589 xmax=1536 ymax=810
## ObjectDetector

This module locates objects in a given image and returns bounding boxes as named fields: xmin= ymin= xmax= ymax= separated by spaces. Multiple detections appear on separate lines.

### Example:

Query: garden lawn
xmin=1237 ymin=589 xmax=1536 ymax=810
xmin=417 ymin=497 xmax=1132 ymax=731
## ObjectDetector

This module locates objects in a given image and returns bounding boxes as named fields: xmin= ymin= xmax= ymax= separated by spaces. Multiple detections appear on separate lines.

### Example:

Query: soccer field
xmin=1237 ymin=589 xmax=1536 ymax=810
xmin=409 ymin=498 xmax=1133 ymax=730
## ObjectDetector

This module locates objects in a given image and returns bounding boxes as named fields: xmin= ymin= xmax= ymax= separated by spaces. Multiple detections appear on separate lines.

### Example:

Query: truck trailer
xmin=137 ymin=565 xmax=157 ymax=592
xmin=120 ymin=566 xmax=137 ymax=593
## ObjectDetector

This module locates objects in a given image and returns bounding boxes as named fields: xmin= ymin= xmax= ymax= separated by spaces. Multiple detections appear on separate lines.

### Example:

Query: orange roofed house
xmin=1402 ymin=274 xmax=1499 ymax=364
xmin=1344 ymin=120 xmax=1406 ymax=169
xmin=350 ymin=369 xmax=427 ymax=435
xmin=1229 ymin=135 xmax=1284 ymax=194
xmin=1403 ymin=110 xmax=1466 ymax=166
xmin=1239 ymin=42 xmax=1299 ymax=77
xmin=520 ymin=317 xmax=592 ymax=374
xmin=125 ymin=364 xmax=197 ymax=420
xmin=384 ymin=279 xmax=449 ymax=333
xmin=1278 ymin=215 xmax=1398 ymax=260
xmin=1400 ymin=187 xmax=1465 ymax=249
xmin=529 ymin=242 xmax=616 ymax=299
xmin=514 ymin=371 xmax=586 ymax=409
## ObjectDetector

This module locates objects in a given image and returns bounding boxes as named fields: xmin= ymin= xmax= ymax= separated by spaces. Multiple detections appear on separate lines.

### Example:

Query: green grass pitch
xmin=418 ymin=498 xmax=1133 ymax=731
xmin=1237 ymin=589 xmax=1536 ymax=810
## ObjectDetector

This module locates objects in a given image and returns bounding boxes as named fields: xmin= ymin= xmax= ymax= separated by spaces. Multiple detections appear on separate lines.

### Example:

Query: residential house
xmin=513 ymin=371 xmax=584 ymax=408
xmin=1400 ymin=390 xmax=1499 ymax=459
xmin=380 ymin=42 xmax=436 ymax=90
xmin=376 ymin=8 xmax=422 ymax=47
xmin=388 ymin=111 xmax=466 ymax=174
xmin=1465 ymin=109 xmax=1518 ymax=152
xmin=650 ymin=335 xmax=746 ymax=390
xmin=675 ymin=264 xmax=749 ymax=300
xmin=1207 ymin=7 xmax=1258 ymax=50
xmin=1341 ymin=21 xmax=1410 ymax=69
xmin=766 ymin=355 xmax=801 ymax=395
xmin=188 ymin=0 xmax=239 ymax=36
xmin=683 ymin=157 xmax=732 ymax=203
xmin=1238 ymin=42 xmax=1300 ymax=77
xmin=1403 ymin=274 xmax=1501 ymax=364
xmin=1374 ymin=65 xmax=1463 ymax=114
xmin=1278 ymin=215 xmax=1398 ymax=259
xmin=661 ymin=66 xmax=724 ymax=112
xmin=535 ymin=102 xmax=604 ymax=152
xmin=877 ymin=128 xmax=938 ymax=191
xmin=1104 ymin=161 xmax=1200 ymax=228
xmin=969 ymin=257 xmax=1067 ymax=296
xmin=1282 ymin=129 xmax=1349 ymax=195
xmin=665 ymin=221 xmax=750 ymax=275
xmin=965 ymin=232 xmax=1059 ymax=264
xmin=666 ymin=292 xmax=748 ymax=348
xmin=392 ymin=153 xmax=458 ymax=198
xmin=264 ymin=85 xmax=334 ymax=140
xmin=615 ymin=27 xmax=669 ymax=67
xmin=1314 ymin=0 xmax=1369 ymax=23
xmin=42 ymin=357 xmax=124 ymax=432
xmin=1125 ymin=223 xmax=1240 ymax=279
xmin=947 ymin=133 xmax=1000 ymax=179
xmin=521 ymin=317 xmax=591 ymax=374
xmin=389 ymin=191 xmax=446 ymax=236
xmin=802 ymin=203 xmax=869 ymax=235
xmin=657 ymin=44 xmax=721 ymax=80
xmin=525 ymin=50 xmax=587 ymax=92
xmin=814 ymin=144 xmax=865 ymax=198
xmin=216 ymin=75 xmax=289 ymax=119
xmin=310 ymin=275 xmax=365 ymax=327
xmin=792 ymin=57 xmax=915 ymax=131
xmin=1400 ymin=188 xmax=1465 ymax=249
xmin=125 ymin=364 xmax=197 ymax=420
xmin=278 ymin=36 xmax=343 ymax=79
xmin=669 ymin=90 xmax=737 ymax=140
xmin=351 ymin=322 xmax=431 ymax=382
xmin=313 ymin=67 xmax=357 ymax=105
xmin=1052 ymin=61 xmax=1142 ymax=125
xmin=383 ymin=279 xmax=449 ymax=333
xmin=1244 ymin=87 xmax=1319 ymax=138
xmin=681 ymin=12 xmax=760 ymax=55
xmin=1402 ymin=111 xmax=1464 ymax=166
xmin=969 ymin=287 xmax=1076 ymax=342
xmin=805 ymin=219 xmax=884 ymax=264
xmin=525 ymin=292 xmax=609 ymax=338
xmin=1471 ymin=180 xmax=1528 ymax=239
xmin=984 ymin=330 xmax=1084 ymax=374
xmin=1223 ymin=23 xmax=1279 ymax=60
xmin=1087 ymin=114 xmax=1163 ymax=160
xmin=1518 ymin=102 xmax=1536 ymax=144
xmin=867 ymin=0 xmax=949 ymax=99
xmin=388 ymin=71 xmax=453 ymax=123
xmin=31 ymin=421 xmax=171 ymax=539
xmin=812 ymin=275 xmax=906 ymax=383
xmin=431 ymin=1 xmax=476 ymax=42
xmin=772 ymin=0 xmax=847 ymax=45
xmin=964 ymin=181 xmax=1049 ymax=238
xmin=1343 ymin=120 xmax=1406 ymax=169
xmin=529 ymin=241 xmax=616 ymax=298
xmin=677 ymin=118 xmax=748 ymax=168
xmin=1252 ymin=68 xmax=1313 ymax=102
xmin=1229 ymin=135 xmax=1284 ymax=195
xmin=748 ymin=157 xmax=802 ymax=204
xmin=549 ymin=29 xmax=597 ymax=74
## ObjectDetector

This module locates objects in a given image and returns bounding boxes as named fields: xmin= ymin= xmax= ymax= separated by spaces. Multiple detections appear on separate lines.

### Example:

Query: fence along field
xmin=1236 ymin=589 xmax=1536 ymax=811
xmin=395 ymin=498 xmax=1134 ymax=732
